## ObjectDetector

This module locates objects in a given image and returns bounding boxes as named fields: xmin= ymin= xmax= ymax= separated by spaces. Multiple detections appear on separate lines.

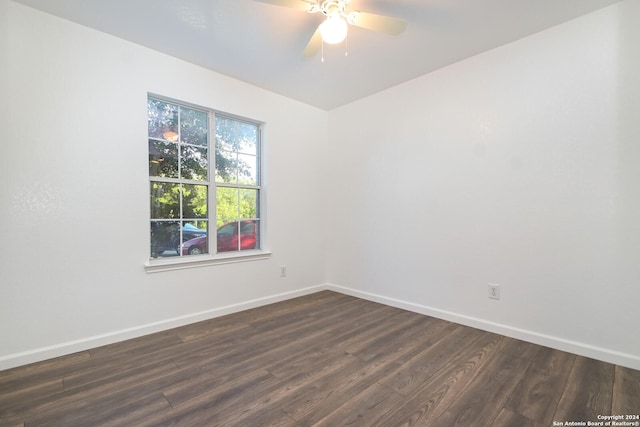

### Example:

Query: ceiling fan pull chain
xmin=321 ymin=39 xmax=325 ymax=62
xmin=345 ymin=32 xmax=348 ymax=56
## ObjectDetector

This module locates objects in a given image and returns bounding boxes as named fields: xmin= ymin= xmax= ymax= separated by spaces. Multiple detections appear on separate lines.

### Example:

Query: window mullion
xmin=214 ymin=182 xmax=261 ymax=190
xmin=149 ymin=176 xmax=181 ymax=184
xmin=210 ymin=111 xmax=217 ymax=255
xmin=237 ymin=187 xmax=242 ymax=251
xmin=177 ymin=107 xmax=184 ymax=255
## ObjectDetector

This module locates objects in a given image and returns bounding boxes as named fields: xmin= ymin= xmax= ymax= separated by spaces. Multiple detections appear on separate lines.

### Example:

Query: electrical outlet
xmin=280 ymin=265 xmax=287 ymax=277
xmin=488 ymin=284 xmax=501 ymax=300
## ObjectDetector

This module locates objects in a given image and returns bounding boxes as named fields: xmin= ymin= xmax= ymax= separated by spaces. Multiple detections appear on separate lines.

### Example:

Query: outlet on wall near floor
xmin=488 ymin=283 xmax=501 ymax=300
xmin=280 ymin=265 xmax=287 ymax=277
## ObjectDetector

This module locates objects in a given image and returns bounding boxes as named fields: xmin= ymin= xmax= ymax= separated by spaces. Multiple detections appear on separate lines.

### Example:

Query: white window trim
xmin=144 ymin=249 xmax=272 ymax=273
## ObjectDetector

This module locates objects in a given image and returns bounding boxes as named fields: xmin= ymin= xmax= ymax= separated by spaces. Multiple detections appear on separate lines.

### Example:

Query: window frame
xmin=145 ymin=94 xmax=270 ymax=273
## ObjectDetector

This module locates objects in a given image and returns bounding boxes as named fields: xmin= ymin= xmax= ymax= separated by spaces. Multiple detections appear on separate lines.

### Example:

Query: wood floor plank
xmin=278 ymin=355 xmax=376 ymax=424
xmin=377 ymin=324 xmax=486 ymax=396
xmin=164 ymin=315 xmax=254 ymax=344
xmin=162 ymin=361 xmax=269 ymax=408
xmin=266 ymin=344 xmax=355 ymax=381
xmin=87 ymin=330 xmax=184 ymax=360
xmin=281 ymin=316 xmax=456 ymax=426
xmin=612 ymin=365 xmax=640 ymax=414
xmin=1 ymin=291 xmax=636 ymax=427
xmin=160 ymin=324 xmax=256 ymax=369
xmin=140 ymin=369 xmax=281 ymax=427
xmin=431 ymin=338 xmax=539 ymax=426
xmin=161 ymin=326 xmax=350 ymax=412
xmin=222 ymin=407 xmax=301 ymax=427
xmin=302 ymin=304 xmax=404 ymax=355
xmin=312 ymin=382 xmax=406 ymax=427
xmin=0 ymin=377 xmax=64 ymax=413
xmin=247 ymin=292 xmax=365 ymax=334
xmin=206 ymin=352 xmax=362 ymax=426
xmin=223 ymin=314 xmax=450 ymax=427
xmin=62 ymin=346 xmax=180 ymax=391
xmin=339 ymin=309 xmax=428 ymax=357
xmin=369 ymin=332 xmax=508 ymax=427
xmin=3 ymin=358 xmax=178 ymax=426
xmin=492 ymin=408 xmax=542 ymax=427
xmin=553 ymin=356 xmax=615 ymax=423
xmin=195 ymin=301 xmax=387 ymax=374
xmin=347 ymin=313 xmax=440 ymax=363
xmin=287 ymin=328 xmax=468 ymax=425
xmin=24 ymin=393 xmax=172 ymax=427
xmin=504 ymin=346 xmax=575 ymax=425
xmin=0 ymin=352 xmax=91 ymax=395
xmin=161 ymin=299 xmax=386 ymax=413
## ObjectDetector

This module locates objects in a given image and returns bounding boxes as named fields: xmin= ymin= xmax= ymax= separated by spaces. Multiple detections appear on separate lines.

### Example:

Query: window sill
xmin=144 ymin=250 xmax=272 ymax=273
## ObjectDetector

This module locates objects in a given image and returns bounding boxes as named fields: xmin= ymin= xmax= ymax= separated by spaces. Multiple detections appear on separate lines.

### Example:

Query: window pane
xmin=148 ymin=99 xmax=178 ymax=140
xmin=216 ymin=221 xmax=238 ymax=253
xmin=151 ymin=182 xmax=180 ymax=219
xmin=181 ymin=145 xmax=208 ymax=181
xmin=237 ymin=153 xmax=258 ymax=185
xmin=215 ymin=153 xmax=257 ymax=185
xmin=239 ymin=188 xmax=258 ymax=219
xmin=180 ymin=107 xmax=208 ymax=147
xmin=216 ymin=117 xmax=257 ymax=155
xmin=216 ymin=187 xmax=239 ymax=225
xmin=182 ymin=184 xmax=207 ymax=219
xmin=182 ymin=221 xmax=207 ymax=241
xmin=150 ymin=221 xmax=180 ymax=258
xmin=181 ymin=221 xmax=208 ymax=256
xmin=217 ymin=222 xmax=236 ymax=237
xmin=215 ymin=220 xmax=257 ymax=253
xmin=238 ymin=124 xmax=257 ymax=156
xmin=240 ymin=220 xmax=258 ymax=252
xmin=215 ymin=149 xmax=238 ymax=184
xmin=149 ymin=140 xmax=178 ymax=178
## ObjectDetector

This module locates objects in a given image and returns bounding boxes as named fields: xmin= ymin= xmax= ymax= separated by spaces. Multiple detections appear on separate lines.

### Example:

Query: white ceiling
xmin=13 ymin=0 xmax=622 ymax=110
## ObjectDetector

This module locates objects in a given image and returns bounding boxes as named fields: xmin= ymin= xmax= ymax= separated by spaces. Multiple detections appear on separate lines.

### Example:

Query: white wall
xmin=0 ymin=1 xmax=328 ymax=369
xmin=326 ymin=0 xmax=640 ymax=370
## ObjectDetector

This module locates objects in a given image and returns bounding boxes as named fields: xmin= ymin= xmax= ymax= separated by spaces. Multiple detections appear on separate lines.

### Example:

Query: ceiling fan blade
xmin=349 ymin=11 xmax=407 ymax=35
xmin=302 ymin=26 xmax=322 ymax=57
xmin=253 ymin=0 xmax=315 ymax=12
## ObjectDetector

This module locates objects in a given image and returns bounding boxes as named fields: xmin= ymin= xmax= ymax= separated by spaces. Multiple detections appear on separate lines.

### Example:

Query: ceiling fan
xmin=254 ymin=0 xmax=408 ymax=58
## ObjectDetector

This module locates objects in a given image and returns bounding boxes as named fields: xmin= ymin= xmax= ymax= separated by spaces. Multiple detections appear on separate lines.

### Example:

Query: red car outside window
xmin=181 ymin=220 xmax=257 ymax=255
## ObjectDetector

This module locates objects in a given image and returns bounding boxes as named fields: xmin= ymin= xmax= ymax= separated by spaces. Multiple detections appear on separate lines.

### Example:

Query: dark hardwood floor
xmin=1 ymin=291 xmax=638 ymax=426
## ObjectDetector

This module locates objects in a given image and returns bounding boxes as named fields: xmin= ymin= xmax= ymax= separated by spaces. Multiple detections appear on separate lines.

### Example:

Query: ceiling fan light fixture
xmin=319 ymin=15 xmax=348 ymax=44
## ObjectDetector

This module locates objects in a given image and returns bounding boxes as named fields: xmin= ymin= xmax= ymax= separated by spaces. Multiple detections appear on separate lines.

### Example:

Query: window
xmin=148 ymin=96 xmax=261 ymax=260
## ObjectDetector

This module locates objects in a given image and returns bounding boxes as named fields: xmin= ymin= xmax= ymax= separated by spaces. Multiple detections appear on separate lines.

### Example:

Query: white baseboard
xmin=0 ymin=284 xmax=328 ymax=371
xmin=327 ymin=283 xmax=640 ymax=371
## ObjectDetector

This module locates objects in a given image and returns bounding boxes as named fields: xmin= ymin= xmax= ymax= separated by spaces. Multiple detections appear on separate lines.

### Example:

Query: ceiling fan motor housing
xmin=319 ymin=0 xmax=351 ymax=18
